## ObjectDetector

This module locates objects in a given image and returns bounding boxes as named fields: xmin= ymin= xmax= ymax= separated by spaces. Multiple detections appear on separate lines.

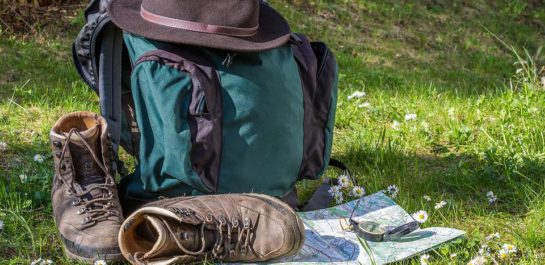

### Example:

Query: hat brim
xmin=108 ymin=0 xmax=291 ymax=52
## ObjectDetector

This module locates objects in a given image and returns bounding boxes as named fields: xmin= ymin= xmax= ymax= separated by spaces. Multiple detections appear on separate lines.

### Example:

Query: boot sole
xmin=64 ymin=247 xmax=124 ymax=264
xmin=54 ymin=219 xmax=124 ymax=263
xmin=245 ymin=193 xmax=306 ymax=258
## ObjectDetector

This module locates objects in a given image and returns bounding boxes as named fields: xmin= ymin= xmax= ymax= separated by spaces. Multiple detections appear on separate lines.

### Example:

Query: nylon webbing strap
xmin=300 ymin=159 xmax=349 ymax=212
xmin=98 ymin=23 xmax=123 ymax=154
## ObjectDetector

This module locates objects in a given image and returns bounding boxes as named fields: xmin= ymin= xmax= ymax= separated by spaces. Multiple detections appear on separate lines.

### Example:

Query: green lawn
xmin=1 ymin=0 xmax=545 ymax=264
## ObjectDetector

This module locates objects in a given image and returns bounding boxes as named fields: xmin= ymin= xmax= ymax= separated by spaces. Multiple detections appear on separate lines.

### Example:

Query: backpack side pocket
xmin=292 ymin=34 xmax=339 ymax=180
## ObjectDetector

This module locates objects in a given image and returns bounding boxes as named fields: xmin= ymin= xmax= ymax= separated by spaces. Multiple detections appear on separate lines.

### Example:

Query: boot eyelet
xmin=77 ymin=208 xmax=86 ymax=215
xmin=229 ymin=250 xmax=236 ymax=257
xmin=81 ymin=216 xmax=91 ymax=224
xmin=72 ymin=198 xmax=81 ymax=206
xmin=170 ymin=208 xmax=178 ymax=213
xmin=219 ymin=215 xmax=227 ymax=225
xmin=231 ymin=218 xmax=239 ymax=227
xmin=53 ymin=141 xmax=62 ymax=148
xmin=243 ymin=217 xmax=251 ymax=228
xmin=55 ymin=152 xmax=61 ymax=158
xmin=206 ymin=214 xmax=214 ymax=223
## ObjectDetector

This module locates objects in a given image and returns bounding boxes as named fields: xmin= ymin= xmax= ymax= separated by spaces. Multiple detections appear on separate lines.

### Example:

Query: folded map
xmin=252 ymin=192 xmax=465 ymax=265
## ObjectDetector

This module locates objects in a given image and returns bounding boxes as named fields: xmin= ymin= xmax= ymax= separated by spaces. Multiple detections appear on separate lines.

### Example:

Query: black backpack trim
xmin=290 ymin=34 xmax=338 ymax=181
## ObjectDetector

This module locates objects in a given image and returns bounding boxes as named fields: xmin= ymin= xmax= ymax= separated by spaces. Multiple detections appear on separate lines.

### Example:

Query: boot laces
xmin=58 ymin=128 xmax=119 ymax=227
xmin=160 ymin=211 xmax=255 ymax=260
xmin=210 ymin=215 xmax=254 ymax=259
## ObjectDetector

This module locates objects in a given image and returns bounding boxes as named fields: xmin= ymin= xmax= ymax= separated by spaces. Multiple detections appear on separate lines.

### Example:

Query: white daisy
xmin=488 ymin=197 xmax=498 ymax=204
xmin=94 ymin=260 xmax=107 ymax=265
xmin=502 ymin=243 xmax=517 ymax=254
xmin=328 ymin=185 xmax=341 ymax=196
xmin=498 ymin=249 xmax=509 ymax=260
xmin=31 ymin=259 xmax=44 ymax=265
xmin=391 ymin=120 xmax=401 ymax=130
xmin=387 ymin=185 xmax=399 ymax=198
xmin=31 ymin=259 xmax=52 ymax=265
xmin=467 ymin=256 xmax=487 ymax=265
xmin=478 ymin=244 xmax=489 ymax=256
xmin=348 ymin=91 xmax=366 ymax=100
xmin=18 ymin=174 xmax=28 ymax=183
xmin=423 ymin=195 xmax=431 ymax=202
xmin=33 ymin=154 xmax=45 ymax=163
xmin=334 ymin=193 xmax=344 ymax=204
xmin=486 ymin=191 xmax=498 ymax=205
xmin=485 ymin=232 xmax=500 ymax=241
xmin=419 ymin=253 xmax=430 ymax=265
xmin=338 ymin=174 xmax=351 ymax=188
xmin=412 ymin=210 xmax=428 ymax=223
xmin=434 ymin=200 xmax=447 ymax=209
xmin=404 ymin=113 xmax=417 ymax=121
xmin=358 ymin=102 xmax=371 ymax=108
xmin=350 ymin=186 xmax=365 ymax=198
xmin=0 ymin=141 xmax=7 ymax=152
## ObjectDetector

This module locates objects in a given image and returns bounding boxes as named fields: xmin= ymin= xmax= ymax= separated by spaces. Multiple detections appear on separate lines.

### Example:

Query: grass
xmin=1 ymin=0 xmax=545 ymax=264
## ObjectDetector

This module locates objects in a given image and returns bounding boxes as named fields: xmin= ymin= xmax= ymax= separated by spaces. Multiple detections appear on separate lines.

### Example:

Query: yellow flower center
xmin=419 ymin=214 xmax=425 ymax=219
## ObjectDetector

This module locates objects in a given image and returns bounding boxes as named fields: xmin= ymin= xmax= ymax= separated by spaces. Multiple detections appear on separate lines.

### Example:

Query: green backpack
xmin=72 ymin=0 xmax=339 ymax=211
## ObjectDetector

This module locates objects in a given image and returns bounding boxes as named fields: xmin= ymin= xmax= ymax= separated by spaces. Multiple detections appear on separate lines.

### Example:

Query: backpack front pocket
xmin=133 ymin=48 xmax=223 ymax=194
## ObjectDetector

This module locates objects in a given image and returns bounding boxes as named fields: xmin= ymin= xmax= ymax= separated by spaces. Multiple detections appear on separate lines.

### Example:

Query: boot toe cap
xmin=59 ymin=223 xmax=122 ymax=261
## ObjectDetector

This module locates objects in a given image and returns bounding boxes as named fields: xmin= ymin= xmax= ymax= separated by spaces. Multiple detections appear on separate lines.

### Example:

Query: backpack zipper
xmin=222 ymin=52 xmax=237 ymax=68
xmin=196 ymin=95 xmax=208 ymax=116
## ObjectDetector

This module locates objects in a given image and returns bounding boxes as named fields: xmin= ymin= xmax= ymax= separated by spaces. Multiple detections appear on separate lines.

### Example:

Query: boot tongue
xmin=64 ymin=124 xmax=105 ymax=185
xmin=64 ymin=125 xmax=108 ymax=209
xmin=142 ymin=215 xmax=216 ymax=259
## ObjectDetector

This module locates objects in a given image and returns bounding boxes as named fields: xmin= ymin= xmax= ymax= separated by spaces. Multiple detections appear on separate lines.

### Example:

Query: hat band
xmin=140 ymin=6 xmax=259 ymax=37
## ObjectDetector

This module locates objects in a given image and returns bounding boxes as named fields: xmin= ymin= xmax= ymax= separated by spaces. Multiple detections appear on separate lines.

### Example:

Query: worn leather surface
xmin=50 ymin=111 xmax=124 ymax=262
xmin=119 ymin=193 xmax=305 ymax=264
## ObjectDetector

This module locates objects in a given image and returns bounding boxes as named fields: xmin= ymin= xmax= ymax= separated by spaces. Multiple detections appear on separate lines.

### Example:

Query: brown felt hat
xmin=108 ymin=0 xmax=292 ymax=52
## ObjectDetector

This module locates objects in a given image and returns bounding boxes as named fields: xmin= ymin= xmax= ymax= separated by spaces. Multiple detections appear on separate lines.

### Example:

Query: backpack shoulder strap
xmin=72 ymin=0 xmax=125 ymax=163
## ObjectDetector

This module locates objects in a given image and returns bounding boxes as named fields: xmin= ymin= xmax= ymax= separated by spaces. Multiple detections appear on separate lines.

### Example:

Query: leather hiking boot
xmin=119 ymin=193 xmax=305 ymax=264
xmin=50 ymin=111 xmax=124 ymax=263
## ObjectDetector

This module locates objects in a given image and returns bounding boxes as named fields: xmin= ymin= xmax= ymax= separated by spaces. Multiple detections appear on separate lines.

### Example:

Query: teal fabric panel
xmin=202 ymin=48 xmax=304 ymax=197
xmin=124 ymin=33 xmax=170 ymax=62
xmin=124 ymin=34 xmax=208 ymax=197
xmin=123 ymin=33 xmax=304 ymax=198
